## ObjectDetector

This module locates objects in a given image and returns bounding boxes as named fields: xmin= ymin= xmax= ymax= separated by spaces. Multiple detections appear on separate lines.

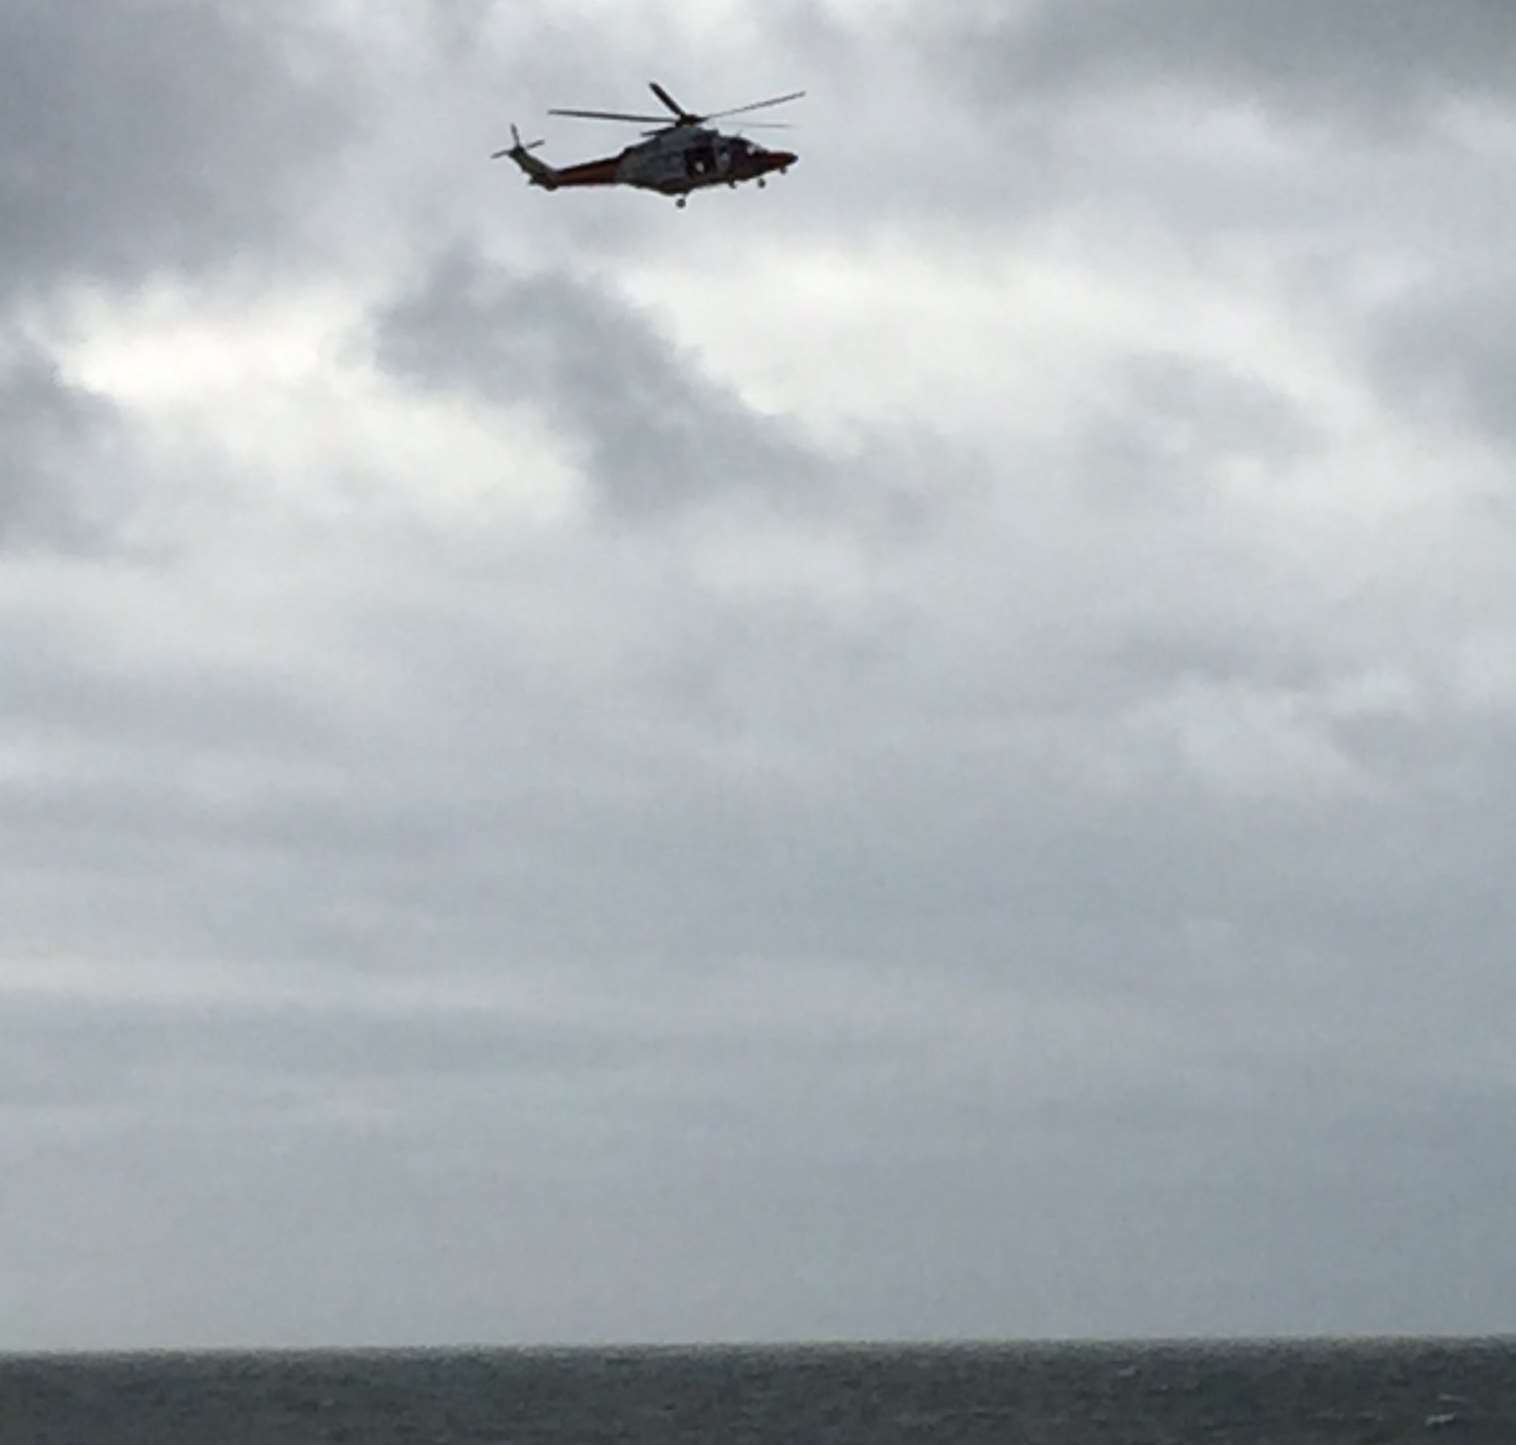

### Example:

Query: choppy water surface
xmin=2 ymin=1338 xmax=1512 ymax=1444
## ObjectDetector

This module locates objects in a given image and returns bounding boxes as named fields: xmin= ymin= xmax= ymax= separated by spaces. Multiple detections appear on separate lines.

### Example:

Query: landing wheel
xmin=675 ymin=196 xmax=687 ymax=209
xmin=757 ymin=178 xmax=766 ymax=189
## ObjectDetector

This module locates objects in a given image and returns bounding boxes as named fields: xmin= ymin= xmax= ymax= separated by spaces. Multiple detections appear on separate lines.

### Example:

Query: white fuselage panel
xmin=617 ymin=129 xmax=740 ymax=194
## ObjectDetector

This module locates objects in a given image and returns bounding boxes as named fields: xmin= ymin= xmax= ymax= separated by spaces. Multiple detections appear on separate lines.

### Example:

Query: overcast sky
xmin=4 ymin=0 xmax=1516 ymax=1351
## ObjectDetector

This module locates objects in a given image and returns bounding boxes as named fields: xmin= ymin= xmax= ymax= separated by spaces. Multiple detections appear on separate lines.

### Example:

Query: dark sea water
xmin=2 ymin=1339 xmax=1512 ymax=1445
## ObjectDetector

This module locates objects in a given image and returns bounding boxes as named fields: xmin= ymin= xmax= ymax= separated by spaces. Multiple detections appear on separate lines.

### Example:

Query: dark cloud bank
xmin=4 ymin=0 xmax=1516 ymax=1350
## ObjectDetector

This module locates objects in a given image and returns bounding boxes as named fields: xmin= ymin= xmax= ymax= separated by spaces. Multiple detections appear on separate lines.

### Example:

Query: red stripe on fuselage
xmin=552 ymin=156 xmax=621 ymax=187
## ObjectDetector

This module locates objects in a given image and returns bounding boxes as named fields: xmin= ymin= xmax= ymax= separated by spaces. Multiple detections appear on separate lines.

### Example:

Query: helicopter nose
xmin=772 ymin=150 xmax=797 ymax=170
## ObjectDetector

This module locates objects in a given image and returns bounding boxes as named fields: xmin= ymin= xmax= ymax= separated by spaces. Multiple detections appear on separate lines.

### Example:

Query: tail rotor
xmin=491 ymin=123 xmax=559 ymax=189
xmin=492 ymin=123 xmax=546 ymax=159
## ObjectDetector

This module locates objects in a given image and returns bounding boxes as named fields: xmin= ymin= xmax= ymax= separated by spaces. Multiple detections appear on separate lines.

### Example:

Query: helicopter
xmin=492 ymin=81 xmax=801 ymax=208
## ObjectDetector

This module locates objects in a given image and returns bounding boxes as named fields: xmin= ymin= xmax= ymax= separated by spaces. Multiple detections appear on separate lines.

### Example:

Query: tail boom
xmin=545 ymin=157 xmax=621 ymax=187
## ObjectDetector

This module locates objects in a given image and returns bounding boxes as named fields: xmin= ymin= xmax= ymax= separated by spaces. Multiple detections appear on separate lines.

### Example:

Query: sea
xmin=2 ymin=1338 xmax=1512 ymax=1444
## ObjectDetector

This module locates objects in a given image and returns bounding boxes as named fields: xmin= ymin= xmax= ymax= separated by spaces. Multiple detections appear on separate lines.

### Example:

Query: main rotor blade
xmin=549 ymin=107 xmax=671 ymax=123
xmin=705 ymin=90 xmax=806 ymax=121
xmin=649 ymin=82 xmax=692 ymax=119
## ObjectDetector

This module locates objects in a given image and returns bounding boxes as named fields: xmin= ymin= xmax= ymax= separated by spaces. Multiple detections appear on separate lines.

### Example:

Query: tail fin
xmin=491 ymin=124 xmax=559 ymax=189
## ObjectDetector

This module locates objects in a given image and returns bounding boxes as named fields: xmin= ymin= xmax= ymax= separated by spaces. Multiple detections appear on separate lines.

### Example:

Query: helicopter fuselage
xmin=530 ymin=126 xmax=796 ymax=197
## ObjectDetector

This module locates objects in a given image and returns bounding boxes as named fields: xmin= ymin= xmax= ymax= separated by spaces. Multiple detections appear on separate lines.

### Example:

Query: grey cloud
xmin=744 ymin=0 xmax=1516 ymax=260
xmin=1367 ymin=280 xmax=1516 ymax=449
xmin=0 ymin=996 xmax=650 ymax=1114
xmin=0 ymin=345 xmax=128 ymax=551
xmin=9 ymin=0 xmax=1516 ymax=1351
xmin=949 ymin=0 xmax=1516 ymax=130
xmin=372 ymin=249 xmax=825 ymax=520
xmin=1076 ymin=352 xmax=1323 ymax=511
xmin=0 ymin=0 xmax=357 ymax=301
xmin=5 ymin=977 xmax=1514 ymax=1347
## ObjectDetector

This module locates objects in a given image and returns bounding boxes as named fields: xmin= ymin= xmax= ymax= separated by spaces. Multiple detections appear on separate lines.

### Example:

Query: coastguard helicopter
xmin=492 ymin=82 xmax=801 ymax=207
